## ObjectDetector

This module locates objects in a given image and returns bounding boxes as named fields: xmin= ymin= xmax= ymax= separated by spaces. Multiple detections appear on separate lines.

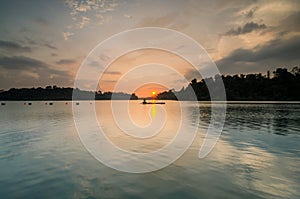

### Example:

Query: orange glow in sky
xmin=134 ymin=83 xmax=168 ymax=98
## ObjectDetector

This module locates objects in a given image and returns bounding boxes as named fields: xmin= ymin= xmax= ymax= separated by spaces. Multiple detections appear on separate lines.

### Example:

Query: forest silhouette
xmin=0 ymin=67 xmax=299 ymax=101
xmin=157 ymin=67 xmax=300 ymax=101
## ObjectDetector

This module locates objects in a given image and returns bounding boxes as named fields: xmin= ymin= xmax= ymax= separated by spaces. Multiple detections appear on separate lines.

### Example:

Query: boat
xmin=1 ymin=102 xmax=5 ymax=106
xmin=143 ymin=102 xmax=165 ymax=104
xmin=142 ymin=99 xmax=165 ymax=105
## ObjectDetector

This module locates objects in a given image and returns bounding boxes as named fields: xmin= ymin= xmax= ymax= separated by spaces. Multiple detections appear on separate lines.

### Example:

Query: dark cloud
xmin=245 ymin=10 xmax=254 ymax=18
xmin=216 ymin=36 xmax=300 ymax=74
xmin=0 ymin=56 xmax=47 ymax=70
xmin=24 ymin=36 xmax=37 ymax=45
xmin=225 ymin=22 xmax=267 ymax=36
xmin=88 ymin=60 xmax=101 ymax=67
xmin=24 ymin=36 xmax=58 ymax=51
xmin=56 ymin=59 xmax=76 ymax=65
xmin=243 ymin=7 xmax=258 ymax=18
xmin=44 ymin=43 xmax=57 ymax=50
xmin=0 ymin=56 xmax=70 ymax=76
xmin=280 ymin=12 xmax=300 ymax=32
xmin=0 ymin=55 xmax=72 ymax=88
xmin=0 ymin=40 xmax=31 ymax=52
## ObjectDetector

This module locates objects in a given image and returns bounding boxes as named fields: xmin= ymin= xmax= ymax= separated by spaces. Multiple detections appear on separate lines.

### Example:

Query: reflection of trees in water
xmin=272 ymin=107 xmax=292 ymax=136
xmin=196 ymin=104 xmax=300 ymax=136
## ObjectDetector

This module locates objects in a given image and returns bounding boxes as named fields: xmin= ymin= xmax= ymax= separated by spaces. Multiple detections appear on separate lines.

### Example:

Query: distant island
xmin=0 ymin=67 xmax=299 ymax=101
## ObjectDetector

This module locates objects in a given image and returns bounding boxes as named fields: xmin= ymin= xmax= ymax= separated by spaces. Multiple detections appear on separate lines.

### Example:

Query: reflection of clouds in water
xmin=239 ymin=147 xmax=296 ymax=198
xmin=210 ymin=140 xmax=297 ymax=198
xmin=192 ymin=103 xmax=300 ymax=198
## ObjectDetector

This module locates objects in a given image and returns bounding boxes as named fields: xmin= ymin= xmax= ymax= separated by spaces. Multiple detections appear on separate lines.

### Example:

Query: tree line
xmin=0 ymin=67 xmax=299 ymax=101
xmin=157 ymin=67 xmax=300 ymax=101
xmin=0 ymin=86 xmax=138 ymax=100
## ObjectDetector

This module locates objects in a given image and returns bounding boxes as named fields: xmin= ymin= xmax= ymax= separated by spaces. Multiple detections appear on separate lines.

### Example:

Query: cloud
xmin=214 ymin=0 xmax=258 ymax=11
xmin=24 ymin=36 xmax=37 ymax=45
xmin=64 ymin=0 xmax=120 ymax=37
xmin=56 ymin=59 xmax=76 ymax=65
xmin=0 ymin=56 xmax=70 ymax=75
xmin=238 ymin=6 xmax=258 ymax=19
xmin=216 ymin=35 xmax=300 ymax=74
xmin=0 ymin=56 xmax=72 ymax=88
xmin=63 ymin=32 xmax=74 ymax=40
xmin=23 ymin=36 xmax=58 ymax=51
xmin=101 ymin=79 xmax=117 ymax=83
xmin=64 ymin=0 xmax=119 ymax=14
xmin=245 ymin=9 xmax=254 ymax=18
xmin=0 ymin=56 xmax=48 ymax=70
xmin=104 ymin=71 xmax=121 ymax=75
xmin=78 ymin=16 xmax=90 ymax=29
xmin=137 ymin=12 xmax=188 ymax=30
xmin=225 ymin=22 xmax=267 ymax=36
xmin=0 ymin=40 xmax=31 ymax=52
xmin=124 ymin=14 xmax=132 ymax=19
xmin=44 ymin=43 xmax=57 ymax=50
xmin=35 ymin=17 xmax=51 ymax=27
xmin=88 ymin=60 xmax=102 ymax=68
xmin=280 ymin=11 xmax=300 ymax=33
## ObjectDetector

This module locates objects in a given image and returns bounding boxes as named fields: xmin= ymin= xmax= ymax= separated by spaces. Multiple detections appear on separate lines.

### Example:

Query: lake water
xmin=0 ymin=101 xmax=300 ymax=199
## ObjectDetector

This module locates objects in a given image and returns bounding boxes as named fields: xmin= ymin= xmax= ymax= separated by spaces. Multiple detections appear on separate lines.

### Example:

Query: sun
xmin=152 ymin=91 xmax=156 ymax=95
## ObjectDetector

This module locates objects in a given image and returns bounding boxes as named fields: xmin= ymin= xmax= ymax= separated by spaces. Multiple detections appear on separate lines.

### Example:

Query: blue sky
xmin=0 ymin=0 xmax=299 ymax=95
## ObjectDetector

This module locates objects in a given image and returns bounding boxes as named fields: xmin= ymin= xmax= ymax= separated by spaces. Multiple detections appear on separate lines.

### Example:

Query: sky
xmin=0 ymin=0 xmax=299 ymax=97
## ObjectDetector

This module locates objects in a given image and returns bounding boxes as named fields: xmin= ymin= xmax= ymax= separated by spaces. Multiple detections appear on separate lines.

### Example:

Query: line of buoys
xmin=23 ymin=102 xmax=32 ymax=105
xmin=0 ymin=101 xmax=87 ymax=106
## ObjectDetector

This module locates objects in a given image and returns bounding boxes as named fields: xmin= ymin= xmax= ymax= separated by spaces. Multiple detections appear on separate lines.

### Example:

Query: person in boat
xmin=142 ymin=99 xmax=147 ymax=104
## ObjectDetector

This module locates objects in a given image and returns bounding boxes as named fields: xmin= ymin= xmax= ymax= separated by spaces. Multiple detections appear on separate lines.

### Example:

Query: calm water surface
xmin=0 ymin=101 xmax=299 ymax=199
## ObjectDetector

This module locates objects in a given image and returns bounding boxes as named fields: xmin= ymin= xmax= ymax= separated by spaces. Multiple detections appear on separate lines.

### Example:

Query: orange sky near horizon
xmin=133 ymin=83 xmax=169 ymax=98
xmin=98 ymin=49 xmax=195 ymax=98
